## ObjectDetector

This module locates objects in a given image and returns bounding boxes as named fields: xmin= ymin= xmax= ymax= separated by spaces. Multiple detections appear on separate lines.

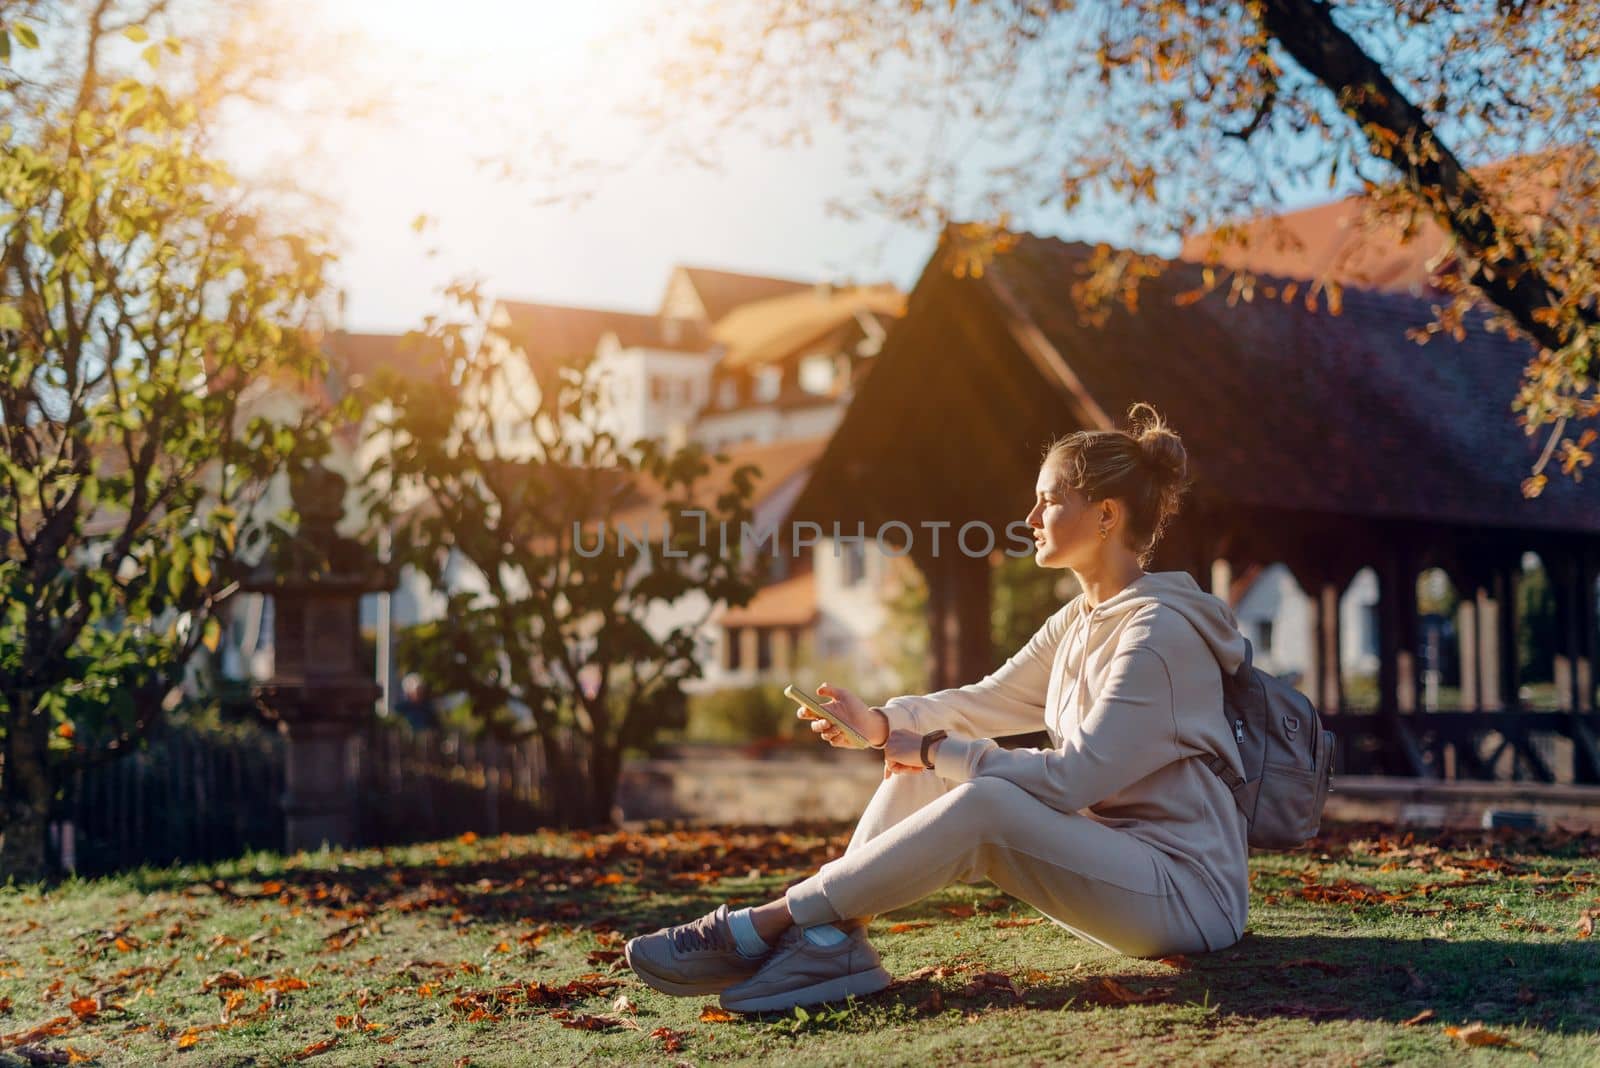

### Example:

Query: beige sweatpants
xmin=784 ymin=770 xmax=1240 ymax=958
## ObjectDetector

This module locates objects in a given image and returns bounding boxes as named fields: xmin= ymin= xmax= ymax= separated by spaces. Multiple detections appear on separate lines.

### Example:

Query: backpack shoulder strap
xmin=1203 ymin=753 xmax=1245 ymax=792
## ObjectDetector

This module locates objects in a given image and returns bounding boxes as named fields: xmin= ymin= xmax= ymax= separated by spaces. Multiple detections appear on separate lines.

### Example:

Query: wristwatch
xmin=920 ymin=729 xmax=949 ymax=770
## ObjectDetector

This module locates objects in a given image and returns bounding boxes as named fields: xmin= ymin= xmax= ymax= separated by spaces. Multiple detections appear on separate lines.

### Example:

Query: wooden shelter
xmin=789 ymin=230 xmax=1600 ymax=783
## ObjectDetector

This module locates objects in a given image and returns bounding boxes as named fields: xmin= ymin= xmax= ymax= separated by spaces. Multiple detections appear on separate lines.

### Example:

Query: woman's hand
xmin=796 ymin=682 xmax=890 ymax=749
xmin=883 ymin=728 xmax=933 ymax=776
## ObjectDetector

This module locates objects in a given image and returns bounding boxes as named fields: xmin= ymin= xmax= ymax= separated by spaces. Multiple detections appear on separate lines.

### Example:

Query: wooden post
xmin=951 ymin=548 xmax=995 ymax=685
xmin=1497 ymin=561 xmax=1521 ymax=711
xmin=1456 ymin=594 xmax=1480 ymax=710
xmin=1317 ymin=580 xmax=1345 ymax=713
xmin=1553 ymin=548 xmax=1577 ymax=711
xmin=1477 ymin=581 xmax=1502 ymax=711
xmin=919 ymin=547 xmax=951 ymax=690
xmin=1570 ymin=547 xmax=1600 ymax=783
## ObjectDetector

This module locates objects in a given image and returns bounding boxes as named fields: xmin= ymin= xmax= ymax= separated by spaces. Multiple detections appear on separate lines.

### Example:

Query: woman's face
xmin=1026 ymin=464 xmax=1100 ymax=569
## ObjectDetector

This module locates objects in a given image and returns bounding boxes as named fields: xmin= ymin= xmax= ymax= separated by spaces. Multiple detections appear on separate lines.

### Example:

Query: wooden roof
xmin=791 ymin=229 xmax=1600 ymax=538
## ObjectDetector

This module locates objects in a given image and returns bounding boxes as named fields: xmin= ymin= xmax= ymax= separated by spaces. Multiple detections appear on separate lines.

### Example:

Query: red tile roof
xmin=713 ymin=571 xmax=818 ymax=627
xmin=1178 ymin=149 xmax=1593 ymax=296
xmin=494 ymin=300 xmax=713 ymax=365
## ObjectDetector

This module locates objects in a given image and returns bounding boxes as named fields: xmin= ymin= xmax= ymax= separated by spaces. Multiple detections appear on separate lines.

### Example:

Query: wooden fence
xmin=58 ymin=725 xmax=557 ymax=877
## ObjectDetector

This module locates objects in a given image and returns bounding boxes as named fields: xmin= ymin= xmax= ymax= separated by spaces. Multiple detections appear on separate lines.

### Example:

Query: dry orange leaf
xmin=293 ymin=1035 xmax=340 ymax=1060
xmin=1401 ymin=1008 xmax=1436 ymax=1027
xmin=67 ymin=996 xmax=98 ymax=1019
xmin=939 ymin=904 xmax=977 ymax=919
xmin=176 ymin=1031 xmax=201 ymax=1049
xmin=650 ymin=1026 xmax=686 ymax=1052
xmin=1445 ymin=1022 xmax=1521 ymax=1049
xmin=458 ymin=832 xmax=478 ymax=845
xmin=699 ymin=1006 xmax=735 ymax=1023
xmin=1157 ymin=955 xmax=1194 ymax=970
xmin=887 ymin=922 xmax=934 ymax=934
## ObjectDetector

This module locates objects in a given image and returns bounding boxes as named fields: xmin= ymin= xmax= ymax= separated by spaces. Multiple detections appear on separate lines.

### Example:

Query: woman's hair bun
xmin=1125 ymin=402 xmax=1187 ymax=484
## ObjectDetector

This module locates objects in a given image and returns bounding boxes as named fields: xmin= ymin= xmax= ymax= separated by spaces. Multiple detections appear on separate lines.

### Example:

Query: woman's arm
xmin=928 ymin=606 xmax=1192 ymax=812
xmin=876 ymin=600 xmax=1074 ymax=740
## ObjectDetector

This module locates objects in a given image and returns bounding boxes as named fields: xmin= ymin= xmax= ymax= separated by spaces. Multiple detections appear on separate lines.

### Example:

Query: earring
xmin=1098 ymin=525 xmax=1108 ymax=540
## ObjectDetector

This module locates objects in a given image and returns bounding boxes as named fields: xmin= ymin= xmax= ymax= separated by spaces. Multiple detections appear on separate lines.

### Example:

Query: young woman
xmin=626 ymin=403 xmax=1251 ymax=1014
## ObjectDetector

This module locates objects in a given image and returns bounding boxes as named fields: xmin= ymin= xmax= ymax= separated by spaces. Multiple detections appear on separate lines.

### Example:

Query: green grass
xmin=1 ymin=821 xmax=1597 ymax=1066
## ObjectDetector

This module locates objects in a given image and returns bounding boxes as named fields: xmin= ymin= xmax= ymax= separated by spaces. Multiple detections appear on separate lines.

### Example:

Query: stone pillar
xmin=243 ymin=463 xmax=391 ymax=854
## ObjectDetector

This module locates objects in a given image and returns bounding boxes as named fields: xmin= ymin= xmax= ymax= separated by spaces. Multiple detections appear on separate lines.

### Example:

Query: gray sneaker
xmin=624 ymin=905 xmax=765 ymax=996
xmin=718 ymin=924 xmax=892 ymax=1013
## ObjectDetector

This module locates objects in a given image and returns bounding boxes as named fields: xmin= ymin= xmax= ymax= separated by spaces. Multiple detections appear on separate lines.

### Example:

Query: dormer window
xmin=799 ymin=354 xmax=834 ymax=395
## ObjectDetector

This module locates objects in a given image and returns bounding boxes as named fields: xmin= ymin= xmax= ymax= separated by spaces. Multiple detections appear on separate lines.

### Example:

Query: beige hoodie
xmin=879 ymin=569 xmax=1251 ymax=942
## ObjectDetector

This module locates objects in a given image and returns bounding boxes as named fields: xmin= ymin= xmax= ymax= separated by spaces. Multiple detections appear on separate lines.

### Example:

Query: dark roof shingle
xmin=986 ymin=233 xmax=1597 ymax=533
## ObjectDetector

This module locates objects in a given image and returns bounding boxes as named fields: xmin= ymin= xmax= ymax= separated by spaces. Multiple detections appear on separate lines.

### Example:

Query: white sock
xmin=726 ymin=908 xmax=771 ymax=958
xmin=802 ymin=923 xmax=848 ymax=947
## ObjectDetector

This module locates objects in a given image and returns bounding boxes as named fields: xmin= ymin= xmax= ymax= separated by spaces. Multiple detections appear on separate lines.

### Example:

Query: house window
xmin=650 ymin=376 xmax=666 ymax=403
xmin=799 ymin=354 xmax=834 ymax=394
xmin=756 ymin=366 xmax=782 ymax=403
xmin=725 ymin=627 xmax=743 ymax=671
xmin=1362 ymin=603 xmax=1380 ymax=657
xmin=1255 ymin=619 xmax=1274 ymax=655
xmin=756 ymin=628 xmax=773 ymax=671
xmin=841 ymin=539 xmax=865 ymax=587
xmin=718 ymin=380 xmax=738 ymax=408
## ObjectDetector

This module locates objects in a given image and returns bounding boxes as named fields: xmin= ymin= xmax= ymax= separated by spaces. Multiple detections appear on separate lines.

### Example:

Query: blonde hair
xmin=1041 ymin=403 xmax=1189 ymax=567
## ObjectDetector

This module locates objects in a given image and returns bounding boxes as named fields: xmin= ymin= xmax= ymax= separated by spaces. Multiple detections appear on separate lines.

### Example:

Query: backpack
xmin=1201 ymin=638 xmax=1336 ymax=849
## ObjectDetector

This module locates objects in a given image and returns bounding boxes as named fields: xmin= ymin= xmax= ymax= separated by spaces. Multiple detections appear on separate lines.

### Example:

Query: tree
xmin=360 ymin=287 xmax=761 ymax=826
xmin=649 ymin=0 xmax=1600 ymax=488
xmin=0 ymin=5 xmax=334 ymax=880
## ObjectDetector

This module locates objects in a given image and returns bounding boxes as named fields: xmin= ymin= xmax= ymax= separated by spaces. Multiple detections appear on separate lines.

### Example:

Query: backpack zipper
xmin=1233 ymin=718 xmax=1245 ymax=744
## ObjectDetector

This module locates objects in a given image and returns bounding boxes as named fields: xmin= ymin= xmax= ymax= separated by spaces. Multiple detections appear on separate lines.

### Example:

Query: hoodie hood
xmin=1072 ymin=570 xmax=1249 ymax=678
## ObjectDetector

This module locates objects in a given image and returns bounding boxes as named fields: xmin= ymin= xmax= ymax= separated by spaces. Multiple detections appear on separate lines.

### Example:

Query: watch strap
xmin=920 ymin=729 xmax=949 ymax=770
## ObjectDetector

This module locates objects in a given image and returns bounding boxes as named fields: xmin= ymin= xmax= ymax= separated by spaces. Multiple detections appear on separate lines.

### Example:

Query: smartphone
xmin=784 ymin=684 xmax=873 ymax=749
